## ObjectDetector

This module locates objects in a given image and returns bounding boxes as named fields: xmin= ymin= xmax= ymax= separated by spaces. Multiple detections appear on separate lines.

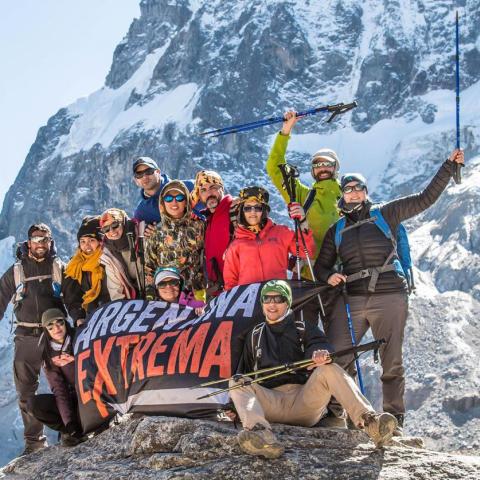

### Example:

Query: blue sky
xmin=0 ymin=0 xmax=139 ymax=206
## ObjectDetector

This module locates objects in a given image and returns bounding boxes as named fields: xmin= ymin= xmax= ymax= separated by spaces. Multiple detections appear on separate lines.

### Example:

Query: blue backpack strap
xmin=334 ymin=217 xmax=347 ymax=253
xmin=369 ymin=208 xmax=393 ymax=241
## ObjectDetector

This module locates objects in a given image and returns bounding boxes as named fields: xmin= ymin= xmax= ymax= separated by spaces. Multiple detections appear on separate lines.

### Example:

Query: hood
xmin=159 ymin=180 xmax=192 ymax=220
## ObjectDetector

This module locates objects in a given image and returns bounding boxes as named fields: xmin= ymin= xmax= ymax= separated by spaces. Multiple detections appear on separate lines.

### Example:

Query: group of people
xmin=0 ymin=109 xmax=464 ymax=459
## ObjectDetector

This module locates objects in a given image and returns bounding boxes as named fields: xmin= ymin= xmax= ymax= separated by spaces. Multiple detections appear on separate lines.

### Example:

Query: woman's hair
xmin=41 ymin=320 xmax=76 ymax=370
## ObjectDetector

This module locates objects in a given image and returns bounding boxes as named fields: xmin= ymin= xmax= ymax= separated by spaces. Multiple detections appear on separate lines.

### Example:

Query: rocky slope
xmin=2 ymin=415 xmax=480 ymax=479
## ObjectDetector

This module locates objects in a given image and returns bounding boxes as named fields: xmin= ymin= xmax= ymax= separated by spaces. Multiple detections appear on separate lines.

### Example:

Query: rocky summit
xmin=2 ymin=415 xmax=480 ymax=479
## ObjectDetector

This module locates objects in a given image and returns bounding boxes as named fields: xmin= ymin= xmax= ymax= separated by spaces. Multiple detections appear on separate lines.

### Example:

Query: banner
xmin=74 ymin=281 xmax=327 ymax=432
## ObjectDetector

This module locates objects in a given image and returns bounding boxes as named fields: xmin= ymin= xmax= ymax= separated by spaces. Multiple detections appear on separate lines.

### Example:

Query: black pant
xmin=13 ymin=335 xmax=46 ymax=446
xmin=29 ymin=394 xmax=70 ymax=434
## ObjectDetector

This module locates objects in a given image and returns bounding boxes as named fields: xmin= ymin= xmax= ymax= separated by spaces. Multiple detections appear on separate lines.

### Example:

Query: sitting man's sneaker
xmin=392 ymin=414 xmax=404 ymax=436
xmin=237 ymin=424 xmax=284 ymax=459
xmin=361 ymin=411 xmax=398 ymax=448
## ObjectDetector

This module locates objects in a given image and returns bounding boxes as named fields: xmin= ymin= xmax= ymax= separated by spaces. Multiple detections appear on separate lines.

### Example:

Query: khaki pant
xmin=230 ymin=363 xmax=373 ymax=430
xmin=327 ymin=293 xmax=408 ymax=415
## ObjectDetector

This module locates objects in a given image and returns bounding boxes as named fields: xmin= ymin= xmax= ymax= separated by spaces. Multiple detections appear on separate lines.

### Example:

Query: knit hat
xmin=77 ymin=216 xmax=103 ymax=242
xmin=99 ymin=208 xmax=128 ymax=227
xmin=192 ymin=170 xmax=224 ymax=205
xmin=41 ymin=308 xmax=66 ymax=328
xmin=132 ymin=156 xmax=159 ymax=173
xmin=260 ymin=280 xmax=292 ymax=308
xmin=311 ymin=148 xmax=340 ymax=179
xmin=239 ymin=186 xmax=270 ymax=209
xmin=340 ymin=173 xmax=368 ymax=192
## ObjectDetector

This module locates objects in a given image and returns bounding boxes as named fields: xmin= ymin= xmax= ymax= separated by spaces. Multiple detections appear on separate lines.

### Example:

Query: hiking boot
xmin=60 ymin=433 xmax=83 ymax=447
xmin=392 ymin=414 xmax=404 ymax=437
xmin=21 ymin=441 xmax=47 ymax=456
xmin=361 ymin=411 xmax=398 ymax=448
xmin=237 ymin=425 xmax=284 ymax=459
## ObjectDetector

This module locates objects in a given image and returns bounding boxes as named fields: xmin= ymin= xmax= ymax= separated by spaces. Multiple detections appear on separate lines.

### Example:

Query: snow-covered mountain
xmin=0 ymin=0 xmax=479 ymax=461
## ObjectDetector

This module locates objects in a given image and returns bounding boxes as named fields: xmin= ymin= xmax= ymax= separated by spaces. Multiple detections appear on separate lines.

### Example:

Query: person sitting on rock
xmin=28 ymin=308 xmax=86 ymax=447
xmin=313 ymin=148 xmax=465 ymax=435
xmin=100 ymin=208 xmax=144 ymax=300
xmin=230 ymin=280 xmax=397 ymax=459
xmin=154 ymin=267 xmax=205 ymax=315
xmin=191 ymin=170 xmax=238 ymax=297
xmin=266 ymin=110 xmax=342 ymax=270
xmin=223 ymin=186 xmax=314 ymax=290
xmin=145 ymin=180 xmax=206 ymax=301
xmin=63 ymin=216 xmax=111 ymax=324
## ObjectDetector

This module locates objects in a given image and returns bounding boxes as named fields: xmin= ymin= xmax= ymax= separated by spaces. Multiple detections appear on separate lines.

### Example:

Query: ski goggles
xmin=46 ymin=319 xmax=65 ymax=330
xmin=243 ymin=205 xmax=263 ymax=213
xmin=163 ymin=193 xmax=186 ymax=203
xmin=134 ymin=167 xmax=156 ymax=179
xmin=312 ymin=160 xmax=336 ymax=168
xmin=29 ymin=236 xmax=51 ymax=244
xmin=157 ymin=279 xmax=181 ymax=288
xmin=342 ymin=183 xmax=366 ymax=194
xmin=100 ymin=221 xmax=121 ymax=234
xmin=261 ymin=294 xmax=288 ymax=304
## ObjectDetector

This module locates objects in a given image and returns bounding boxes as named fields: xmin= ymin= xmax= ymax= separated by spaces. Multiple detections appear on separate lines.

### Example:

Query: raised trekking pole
xmin=126 ymin=232 xmax=144 ymax=299
xmin=200 ymin=101 xmax=357 ymax=137
xmin=342 ymin=285 xmax=365 ymax=395
xmin=137 ymin=221 xmax=147 ymax=295
xmin=454 ymin=10 xmax=463 ymax=184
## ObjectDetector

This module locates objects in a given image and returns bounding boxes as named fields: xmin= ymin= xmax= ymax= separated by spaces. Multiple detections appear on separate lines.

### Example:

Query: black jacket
xmin=314 ymin=160 xmax=456 ymax=296
xmin=237 ymin=311 xmax=332 ymax=389
xmin=0 ymin=254 xmax=83 ymax=335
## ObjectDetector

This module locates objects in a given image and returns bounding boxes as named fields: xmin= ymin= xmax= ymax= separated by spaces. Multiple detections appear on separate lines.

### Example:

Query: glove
xmin=288 ymin=202 xmax=306 ymax=221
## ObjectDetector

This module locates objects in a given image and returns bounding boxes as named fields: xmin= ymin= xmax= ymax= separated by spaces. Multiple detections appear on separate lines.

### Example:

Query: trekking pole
xmin=200 ymin=101 xmax=357 ymax=137
xmin=137 ymin=221 xmax=147 ymax=296
xmin=454 ymin=10 xmax=463 ymax=184
xmin=195 ymin=339 xmax=384 ymax=399
xmin=126 ymin=232 xmax=144 ymax=299
xmin=342 ymin=285 xmax=365 ymax=394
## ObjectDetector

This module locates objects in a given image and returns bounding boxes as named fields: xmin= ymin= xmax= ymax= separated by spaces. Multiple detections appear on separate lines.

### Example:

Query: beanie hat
xmin=154 ymin=267 xmax=184 ymax=290
xmin=41 ymin=308 xmax=66 ymax=328
xmin=192 ymin=170 xmax=224 ymax=205
xmin=77 ymin=216 xmax=103 ymax=242
xmin=261 ymin=280 xmax=292 ymax=308
xmin=238 ymin=186 xmax=270 ymax=208
xmin=99 ymin=208 xmax=128 ymax=227
xmin=311 ymin=148 xmax=340 ymax=179
xmin=340 ymin=173 xmax=368 ymax=192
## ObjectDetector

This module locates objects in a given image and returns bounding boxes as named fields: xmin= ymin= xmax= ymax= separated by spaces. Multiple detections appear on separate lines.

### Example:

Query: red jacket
xmin=223 ymin=218 xmax=314 ymax=290
xmin=204 ymin=195 xmax=233 ymax=285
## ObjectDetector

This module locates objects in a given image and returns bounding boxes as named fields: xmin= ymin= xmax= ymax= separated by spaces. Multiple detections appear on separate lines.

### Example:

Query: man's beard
xmin=30 ymin=248 xmax=47 ymax=260
xmin=314 ymin=169 xmax=333 ymax=182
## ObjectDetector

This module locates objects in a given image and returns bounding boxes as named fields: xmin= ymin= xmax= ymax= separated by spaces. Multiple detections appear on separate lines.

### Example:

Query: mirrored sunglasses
xmin=243 ymin=205 xmax=263 ymax=213
xmin=163 ymin=194 xmax=186 ymax=203
xmin=134 ymin=167 xmax=156 ymax=179
xmin=46 ymin=319 xmax=65 ymax=330
xmin=312 ymin=160 xmax=335 ymax=168
xmin=157 ymin=279 xmax=181 ymax=288
xmin=262 ymin=294 xmax=287 ymax=304
xmin=342 ymin=184 xmax=366 ymax=194
xmin=30 ymin=236 xmax=51 ymax=244
xmin=100 ymin=221 xmax=121 ymax=234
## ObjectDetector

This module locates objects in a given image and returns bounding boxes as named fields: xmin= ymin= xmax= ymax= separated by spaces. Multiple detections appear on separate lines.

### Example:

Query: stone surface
xmin=2 ymin=415 xmax=480 ymax=479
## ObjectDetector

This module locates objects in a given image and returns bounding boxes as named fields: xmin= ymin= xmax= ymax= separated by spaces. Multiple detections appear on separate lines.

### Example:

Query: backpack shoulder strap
xmin=302 ymin=188 xmax=316 ymax=214
xmin=294 ymin=316 xmax=306 ymax=352
xmin=12 ymin=262 xmax=25 ymax=305
xmin=52 ymin=257 xmax=63 ymax=285
xmin=251 ymin=323 xmax=265 ymax=373
xmin=370 ymin=207 xmax=394 ymax=241
xmin=334 ymin=217 xmax=347 ymax=253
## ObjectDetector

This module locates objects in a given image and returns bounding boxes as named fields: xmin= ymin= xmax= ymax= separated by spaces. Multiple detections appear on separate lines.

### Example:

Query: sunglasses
xmin=163 ymin=194 xmax=186 ymax=203
xmin=243 ymin=205 xmax=263 ymax=213
xmin=262 ymin=294 xmax=287 ymax=304
xmin=101 ymin=221 xmax=121 ymax=234
xmin=30 ymin=236 xmax=51 ymax=244
xmin=134 ymin=167 xmax=156 ymax=179
xmin=46 ymin=319 xmax=65 ymax=330
xmin=157 ymin=279 xmax=181 ymax=288
xmin=342 ymin=184 xmax=366 ymax=194
xmin=312 ymin=160 xmax=335 ymax=168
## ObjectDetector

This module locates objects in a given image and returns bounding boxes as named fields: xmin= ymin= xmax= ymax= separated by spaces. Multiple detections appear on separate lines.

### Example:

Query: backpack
xmin=251 ymin=317 xmax=306 ymax=374
xmin=334 ymin=207 xmax=415 ymax=293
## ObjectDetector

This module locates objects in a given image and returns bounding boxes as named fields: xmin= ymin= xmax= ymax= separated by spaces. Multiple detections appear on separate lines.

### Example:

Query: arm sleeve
xmin=304 ymin=319 xmax=333 ymax=357
xmin=0 ymin=266 xmax=15 ymax=321
xmin=235 ymin=332 xmax=254 ymax=375
xmin=313 ymin=227 xmax=338 ymax=283
xmin=62 ymin=275 xmax=86 ymax=322
xmin=144 ymin=231 xmax=160 ymax=275
xmin=104 ymin=263 xmax=126 ymax=301
xmin=45 ymin=366 xmax=75 ymax=426
xmin=381 ymin=160 xmax=455 ymax=227
xmin=223 ymin=244 xmax=239 ymax=291
xmin=266 ymin=133 xmax=310 ymax=204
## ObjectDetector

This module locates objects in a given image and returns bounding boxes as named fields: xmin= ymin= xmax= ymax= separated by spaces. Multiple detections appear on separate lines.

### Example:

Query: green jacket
xmin=266 ymin=133 xmax=341 ymax=258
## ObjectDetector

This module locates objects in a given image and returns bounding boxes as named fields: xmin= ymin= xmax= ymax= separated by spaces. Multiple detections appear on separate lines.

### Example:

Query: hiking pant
xmin=327 ymin=293 xmax=408 ymax=415
xmin=13 ymin=335 xmax=46 ymax=447
xmin=229 ymin=363 xmax=373 ymax=430
xmin=28 ymin=394 xmax=69 ymax=433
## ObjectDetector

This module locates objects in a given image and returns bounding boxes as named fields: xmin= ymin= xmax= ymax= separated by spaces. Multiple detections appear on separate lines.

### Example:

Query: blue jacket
xmin=133 ymin=174 xmax=196 ymax=224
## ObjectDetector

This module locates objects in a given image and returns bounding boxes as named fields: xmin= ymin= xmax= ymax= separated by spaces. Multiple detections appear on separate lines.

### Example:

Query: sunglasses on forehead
xmin=262 ymin=294 xmax=287 ymax=304
xmin=342 ymin=184 xmax=366 ymax=194
xmin=100 ymin=221 xmax=121 ymax=234
xmin=29 ymin=236 xmax=51 ymax=244
xmin=243 ymin=205 xmax=263 ymax=213
xmin=163 ymin=193 xmax=186 ymax=203
xmin=134 ymin=167 xmax=156 ymax=179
